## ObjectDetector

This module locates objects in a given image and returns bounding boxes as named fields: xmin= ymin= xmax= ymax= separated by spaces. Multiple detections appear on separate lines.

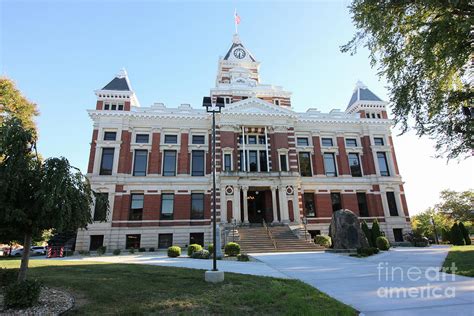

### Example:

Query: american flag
xmin=234 ymin=10 xmax=241 ymax=25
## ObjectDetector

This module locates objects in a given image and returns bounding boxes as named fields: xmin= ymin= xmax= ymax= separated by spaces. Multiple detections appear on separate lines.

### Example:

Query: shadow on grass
xmin=442 ymin=246 xmax=474 ymax=277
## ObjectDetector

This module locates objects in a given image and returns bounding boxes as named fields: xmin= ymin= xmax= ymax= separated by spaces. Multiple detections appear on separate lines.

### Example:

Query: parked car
xmin=10 ymin=248 xmax=25 ymax=257
xmin=31 ymin=246 xmax=47 ymax=256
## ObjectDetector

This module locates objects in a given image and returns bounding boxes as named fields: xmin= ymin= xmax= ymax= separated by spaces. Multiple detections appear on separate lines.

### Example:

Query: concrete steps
xmin=237 ymin=226 xmax=325 ymax=253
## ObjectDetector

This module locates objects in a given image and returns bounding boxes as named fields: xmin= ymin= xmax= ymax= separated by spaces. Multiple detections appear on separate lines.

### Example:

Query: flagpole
xmin=234 ymin=9 xmax=238 ymax=34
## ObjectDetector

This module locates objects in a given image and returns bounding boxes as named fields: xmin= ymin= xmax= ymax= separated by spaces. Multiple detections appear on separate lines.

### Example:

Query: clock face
xmin=233 ymin=48 xmax=246 ymax=59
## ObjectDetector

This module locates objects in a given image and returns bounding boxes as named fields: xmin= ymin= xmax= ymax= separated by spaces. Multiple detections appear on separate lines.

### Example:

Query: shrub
xmin=361 ymin=221 xmax=373 ymax=247
xmin=207 ymin=244 xmax=214 ymax=254
xmin=224 ymin=242 xmax=240 ymax=256
xmin=129 ymin=247 xmax=135 ymax=254
xmin=78 ymin=250 xmax=90 ymax=256
xmin=149 ymin=247 xmax=155 ymax=252
xmin=191 ymin=249 xmax=210 ymax=259
xmin=167 ymin=246 xmax=181 ymax=257
xmin=441 ymin=228 xmax=451 ymax=243
xmin=356 ymin=247 xmax=379 ymax=257
xmin=113 ymin=249 xmax=121 ymax=256
xmin=138 ymin=247 xmax=146 ymax=252
xmin=237 ymin=253 xmax=250 ymax=262
xmin=96 ymin=246 xmax=107 ymax=255
xmin=0 ymin=268 xmax=18 ymax=287
xmin=404 ymin=231 xmax=429 ymax=247
xmin=376 ymin=236 xmax=390 ymax=250
xmin=314 ymin=235 xmax=332 ymax=248
xmin=371 ymin=219 xmax=382 ymax=247
xmin=5 ymin=279 xmax=42 ymax=308
xmin=187 ymin=244 xmax=203 ymax=256
xmin=459 ymin=222 xmax=472 ymax=245
xmin=450 ymin=223 xmax=465 ymax=246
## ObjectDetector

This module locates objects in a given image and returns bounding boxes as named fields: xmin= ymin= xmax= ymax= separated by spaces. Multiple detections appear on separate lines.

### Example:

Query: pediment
xmin=222 ymin=97 xmax=295 ymax=117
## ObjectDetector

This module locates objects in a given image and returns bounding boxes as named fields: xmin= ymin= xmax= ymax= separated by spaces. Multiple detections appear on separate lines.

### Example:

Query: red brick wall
xmin=124 ymin=101 xmax=131 ymax=111
xmin=312 ymin=136 xmax=324 ymax=175
xmin=287 ymin=129 xmax=298 ymax=172
xmin=315 ymin=193 xmax=332 ymax=217
xmin=117 ymin=131 xmax=132 ymax=174
xmin=388 ymin=136 xmax=400 ymax=175
xmin=148 ymin=132 xmax=161 ymax=174
xmin=271 ymin=133 xmax=289 ymax=171
xmin=381 ymin=111 xmax=388 ymax=119
xmin=401 ymin=194 xmax=409 ymax=216
xmin=221 ymin=131 xmax=237 ymax=171
xmin=178 ymin=133 xmax=189 ymax=174
xmin=336 ymin=137 xmax=350 ymax=175
xmin=96 ymin=101 xmax=103 ymax=110
xmin=206 ymin=133 xmax=212 ymax=174
xmin=361 ymin=136 xmax=376 ymax=175
xmin=112 ymin=194 xmax=130 ymax=221
xmin=143 ymin=195 xmax=160 ymax=220
xmin=341 ymin=193 xmax=359 ymax=215
xmin=367 ymin=188 xmax=384 ymax=217
xmin=204 ymin=194 xmax=211 ymax=220
xmin=87 ymin=129 xmax=98 ymax=173
xmin=174 ymin=194 xmax=191 ymax=219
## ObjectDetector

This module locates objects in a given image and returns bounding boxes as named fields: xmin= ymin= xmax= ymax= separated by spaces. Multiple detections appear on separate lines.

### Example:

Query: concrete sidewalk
xmin=253 ymin=246 xmax=474 ymax=316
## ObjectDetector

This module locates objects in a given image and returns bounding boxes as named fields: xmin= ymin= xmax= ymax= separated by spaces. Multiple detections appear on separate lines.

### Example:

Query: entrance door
xmin=247 ymin=191 xmax=266 ymax=223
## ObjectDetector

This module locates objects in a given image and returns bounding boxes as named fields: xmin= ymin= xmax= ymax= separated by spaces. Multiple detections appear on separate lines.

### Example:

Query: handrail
xmin=263 ymin=220 xmax=277 ymax=249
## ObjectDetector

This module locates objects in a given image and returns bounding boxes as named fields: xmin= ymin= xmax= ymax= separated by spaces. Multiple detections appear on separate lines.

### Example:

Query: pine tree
xmin=361 ymin=220 xmax=373 ymax=247
xmin=371 ymin=219 xmax=382 ymax=247
xmin=458 ymin=222 xmax=471 ymax=245
xmin=450 ymin=223 xmax=465 ymax=246
xmin=441 ymin=228 xmax=452 ymax=244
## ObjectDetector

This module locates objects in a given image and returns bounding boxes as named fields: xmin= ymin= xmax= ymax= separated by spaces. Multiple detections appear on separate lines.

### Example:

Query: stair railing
xmin=263 ymin=220 xmax=277 ymax=249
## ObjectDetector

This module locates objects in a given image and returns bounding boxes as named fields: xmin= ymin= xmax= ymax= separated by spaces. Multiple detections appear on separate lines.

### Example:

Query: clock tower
xmin=212 ymin=34 xmax=292 ymax=107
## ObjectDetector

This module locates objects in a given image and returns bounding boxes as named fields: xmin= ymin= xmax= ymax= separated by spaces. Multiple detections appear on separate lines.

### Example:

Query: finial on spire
xmin=355 ymin=80 xmax=367 ymax=89
xmin=117 ymin=68 xmax=128 ymax=79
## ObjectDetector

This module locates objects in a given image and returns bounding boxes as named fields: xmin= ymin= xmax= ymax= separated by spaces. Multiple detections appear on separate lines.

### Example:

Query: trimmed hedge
xmin=207 ymin=244 xmax=214 ymax=254
xmin=361 ymin=221 xmax=373 ymax=247
xmin=459 ymin=222 xmax=472 ymax=245
xmin=237 ymin=253 xmax=250 ymax=262
xmin=167 ymin=246 xmax=181 ymax=257
xmin=356 ymin=247 xmax=379 ymax=257
xmin=224 ymin=242 xmax=240 ymax=256
xmin=376 ymin=236 xmax=390 ymax=250
xmin=5 ymin=279 xmax=41 ymax=308
xmin=149 ymin=247 xmax=155 ymax=252
xmin=314 ymin=235 xmax=332 ymax=248
xmin=191 ymin=249 xmax=210 ymax=259
xmin=138 ymin=247 xmax=146 ymax=252
xmin=113 ymin=249 xmax=121 ymax=256
xmin=450 ymin=223 xmax=465 ymax=246
xmin=187 ymin=244 xmax=203 ymax=257
xmin=371 ymin=219 xmax=383 ymax=247
xmin=96 ymin=246 xmax=107 ymax=255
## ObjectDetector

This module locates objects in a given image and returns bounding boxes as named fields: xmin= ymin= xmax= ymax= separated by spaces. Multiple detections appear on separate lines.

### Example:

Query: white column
xmin=220 ymin=186 xmax=227 ymax=223
xmin=279 ymin=186 xmax=290 ymax=223
xmin=265 ymin=126 xmax=270 ymax=172
xmin=271 ymin=186 xmax=279 ymax=223
xmin=233 ymin=185 xmax=241 ymax=223
xmin=242 ymin=185 xmax=249 ymax=223
xmin=242 ymin=125 xmax=246 ymax=172
xmin=292 ymin=188 xmax=300 ymax=223
xmin=380 ymin=190 xmax=391 ymax=218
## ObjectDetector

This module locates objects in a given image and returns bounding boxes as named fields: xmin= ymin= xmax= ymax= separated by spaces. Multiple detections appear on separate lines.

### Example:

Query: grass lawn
xmin=1 ymin=259 xmax=356 ymax=315
xmin=442 ymin=245 xmax=474 ymax=277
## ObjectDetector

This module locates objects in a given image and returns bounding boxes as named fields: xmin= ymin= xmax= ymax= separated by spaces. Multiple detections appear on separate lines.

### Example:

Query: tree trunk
xmin=17 ymin=232 xmax=32 ymax=282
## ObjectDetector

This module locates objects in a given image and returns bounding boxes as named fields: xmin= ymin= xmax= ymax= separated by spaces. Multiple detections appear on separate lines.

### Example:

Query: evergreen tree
xmin=361 ymin=220 xmax=373 ymax=247
xmin=441 ymin=228 xmax=452 ymax=244
xmin=459 ymin=222 xmax=471 ymax=245
xmin=371 ymin=219 xmax=382 ymax=247
xmin=450 ymin=223 xmax=465 ymax=246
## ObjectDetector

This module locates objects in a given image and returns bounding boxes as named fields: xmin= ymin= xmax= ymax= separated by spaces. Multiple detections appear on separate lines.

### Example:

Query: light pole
xmin=203 ymin=96 xmax=225 ymax=283
xmin=430 ymin=215 xmax=439 ymax=245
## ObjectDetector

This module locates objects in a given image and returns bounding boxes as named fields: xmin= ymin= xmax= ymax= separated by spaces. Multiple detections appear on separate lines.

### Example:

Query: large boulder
xmin=329 ymin=209 xmax=369 ymax=249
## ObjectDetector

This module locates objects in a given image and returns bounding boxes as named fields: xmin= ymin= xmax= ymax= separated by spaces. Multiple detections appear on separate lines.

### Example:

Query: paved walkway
xmin=59 ymin=246 xmax=474 ymax=315
xmin=253 ymin=246 xmax=474 ymax=315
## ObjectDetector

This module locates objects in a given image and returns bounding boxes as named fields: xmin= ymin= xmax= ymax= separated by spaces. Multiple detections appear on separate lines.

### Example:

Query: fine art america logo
xmin=376 ymin=262 xmax=457 ymax=299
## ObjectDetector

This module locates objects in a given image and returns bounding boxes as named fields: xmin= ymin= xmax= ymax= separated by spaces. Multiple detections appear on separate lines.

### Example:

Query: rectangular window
xmin=135 ymin=134 xmax=149 ymax=143
xmin=191 ymin=150 xmax=205 ymax=176
xmin=345 ymin=138 xmax=357 ymax=147
xmin=163 ymin=150 xmax=177 ymax=176
xmin=158 ymin=234 xmax=173 ymax=249
xmin=259 ymin=151 xmax=268 ymax=172
xmin=89 ymin=235 xmax=104 ymax=251
xmin=192 ymin=135 xmax=205 ymax=144
xmin=191 ymin=193 xmax=204 ymax=219
xmin=280 ymin=154 xmax=288 ymax=172
xmin=274 ymin=99 xmax=280 ymax=106
xmin=297 ymin=137 xmax=309 ymax=146
xmin=366 ymin=113 xmax=370 ymax=118
xmin=160 ymin=193 xmax=174 ymax=220
xmin=393 ymin=229 xmax=404 ymax=242
xmin=323 ymin=153 xmax=337 ymax=177
xmin=321 ymin=138 xmax=333 ymax=147
xmin=224 ymin=154 xmax=232 ymax=171
xmin=248 ymin=135 xmax=257 ymax=144
xmin=357 ymin=193 xmax=369 ymax=217
xmin=104 ymin=103 xmax=110 ymax=110
xmin=303 ymin=193 xmax=316 ymax=217
xmin=377 ymin=152 xmax=390 ymax=176
xmin=111 ymin=104 xmax=117 ymax=110
xmin=331 ymin=192 xmax=342 ymax=212
xmin=126 ymin=234 xmax=141 ymax=249
xmin=118 ymin=104 xmax=124 ymax=111
xmin=164 ymin=135 xmax=178 ymax=144
xmin=104 ymin=131 xmax=116 ymax=141
xmin=189 ymin=233 xmax=204 ymax=247
xmin=133 ymin=150 xmax=148 ymax=176
xmin=374 ymin=137 xmax=384 ymax=146
xmin=249 ymin=150 xmax=258 ymax=171
xmin=387 ymin=192 xmax=399 ymax=216
xmin=348 ymin=153 xmax=362 ymax=177
xmin=298 ymin=152 xmax=312 ymax=176
xmin=93 ymin=193 xmax=108 ymax=221
xmin=129 ymin=194 xmax=144 ymax=221
xmin=99 ymin=148 xmax=114 ymax=175
xmin=258 ymin=135 xmax=266 ymax=144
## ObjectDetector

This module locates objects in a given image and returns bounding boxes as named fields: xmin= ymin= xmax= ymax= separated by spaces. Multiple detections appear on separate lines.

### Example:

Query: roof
xmin=347 ymin=81 xmax=383 ymax=108
xmin=223 ymin=34 xmax=256 ymax=62
xmin=102 ymin=76 xmax=130 ymax=91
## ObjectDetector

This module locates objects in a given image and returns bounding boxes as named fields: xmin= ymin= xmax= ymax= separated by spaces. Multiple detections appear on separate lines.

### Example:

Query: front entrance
xmin=247 ymin=190 xmax=266 ymax=223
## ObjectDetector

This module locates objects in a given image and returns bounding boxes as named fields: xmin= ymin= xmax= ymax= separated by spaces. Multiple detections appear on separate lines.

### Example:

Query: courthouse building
xmin=75 ymin=34 xmax=411 ymax=251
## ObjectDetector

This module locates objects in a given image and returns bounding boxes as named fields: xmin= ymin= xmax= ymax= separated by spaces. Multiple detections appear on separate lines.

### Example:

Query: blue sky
xmin=1 ymin=0 xmax=472 ymax=214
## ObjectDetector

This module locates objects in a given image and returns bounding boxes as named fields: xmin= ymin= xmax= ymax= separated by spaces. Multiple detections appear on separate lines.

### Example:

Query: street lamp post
xmin=430 ymin=215 xmax=439 ymax=245
xmin=203 ymin=96 xmax=225 ymax=283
